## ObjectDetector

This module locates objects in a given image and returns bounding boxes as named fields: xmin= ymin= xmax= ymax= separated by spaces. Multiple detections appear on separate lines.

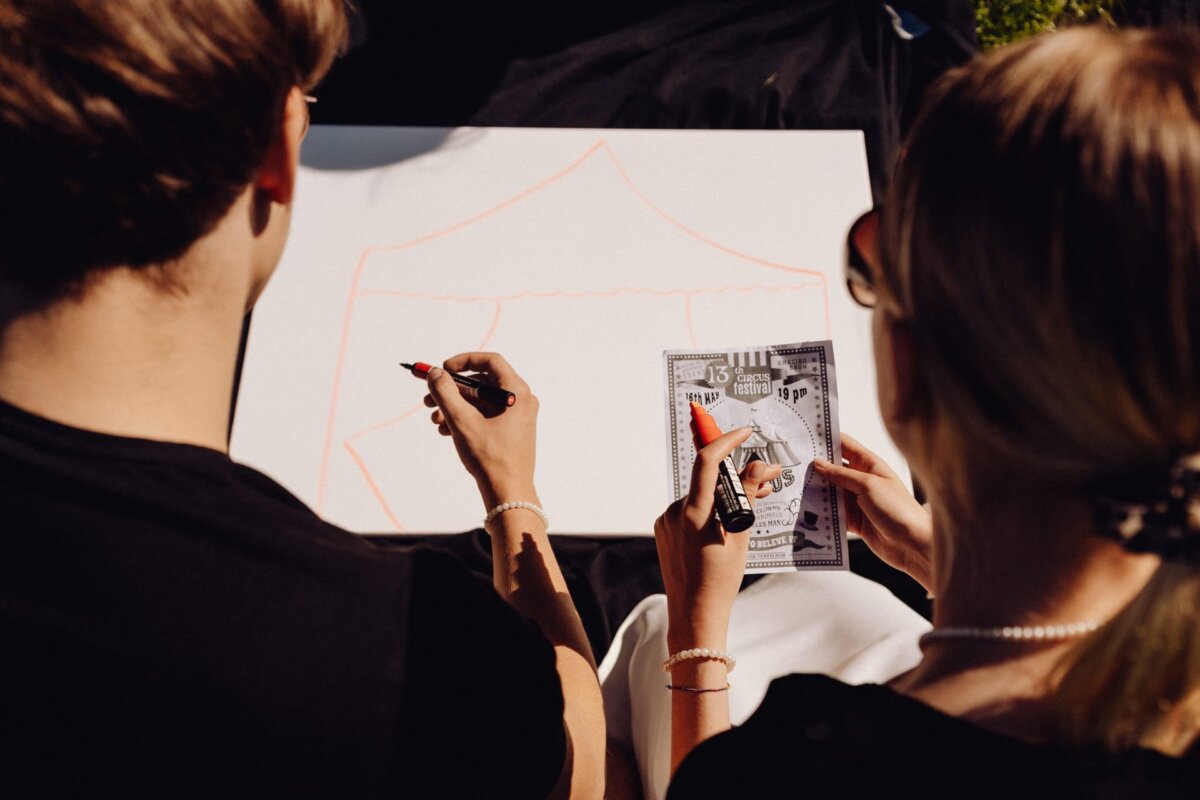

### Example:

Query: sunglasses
xmin=844 ymin=207 xmax=881 ymax=309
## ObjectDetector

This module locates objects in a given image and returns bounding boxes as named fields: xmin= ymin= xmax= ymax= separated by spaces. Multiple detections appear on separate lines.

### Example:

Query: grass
xmin=973 ymin=0 xmax=1121 ymax=48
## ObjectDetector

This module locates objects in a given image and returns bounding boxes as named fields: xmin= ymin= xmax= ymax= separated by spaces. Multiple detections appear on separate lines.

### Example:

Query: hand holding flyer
xmin=664 ymin=342 xmax=849 ymax=572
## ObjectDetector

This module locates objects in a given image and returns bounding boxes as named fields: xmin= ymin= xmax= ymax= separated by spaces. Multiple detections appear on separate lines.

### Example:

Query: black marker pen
xmin=401 ymin=362 xmax=516 ymax=408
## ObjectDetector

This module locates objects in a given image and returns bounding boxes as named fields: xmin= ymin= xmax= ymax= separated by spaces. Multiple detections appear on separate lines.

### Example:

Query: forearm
xmin=486 ymin=504 xmax=594 ymax=664
xmin=667 ymin=626 xmax=732 ymax=774
xmin=553 ymin=646 xmax=607 ymax=799
xmin=486 ymin=501 xmax=604 ymax=798
xmin=653 ymin=429 xmax=764 ymax=778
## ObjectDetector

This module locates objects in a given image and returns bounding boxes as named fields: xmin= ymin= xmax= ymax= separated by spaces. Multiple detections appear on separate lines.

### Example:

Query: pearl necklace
xmin=919 ymin=621 xmax=1100 ymax=649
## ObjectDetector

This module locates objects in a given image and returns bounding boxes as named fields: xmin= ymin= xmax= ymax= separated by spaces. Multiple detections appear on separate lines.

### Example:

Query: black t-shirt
xmin=669 ymin=674 xmax=1200 ymax=799
xmin=0 ymin=399 xmax=565 ymax=798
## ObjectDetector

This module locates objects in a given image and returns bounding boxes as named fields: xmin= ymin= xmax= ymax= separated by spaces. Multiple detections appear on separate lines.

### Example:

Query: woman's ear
xmin=255 ymin=87 xmax=307 ymax=205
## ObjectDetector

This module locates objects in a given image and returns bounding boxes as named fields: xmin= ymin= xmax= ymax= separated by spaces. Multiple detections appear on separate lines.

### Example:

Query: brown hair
xmin=0 ymin=0 xmax=347 ymax=314
xmin=879 ymin=28 xmax=1200 ymax=753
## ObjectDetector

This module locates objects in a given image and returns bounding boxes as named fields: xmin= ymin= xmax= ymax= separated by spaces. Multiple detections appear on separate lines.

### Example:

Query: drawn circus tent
xmin=734 ymin=420 xmax=801 ymax=469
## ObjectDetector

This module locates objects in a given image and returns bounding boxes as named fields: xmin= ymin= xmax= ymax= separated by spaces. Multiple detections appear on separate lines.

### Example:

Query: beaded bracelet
xmin=662 ymin=647 xmax=737 ymax=673
xmin=484 ymin=501 xmax=549 ymax=529
xmin=666 ymin=684 xmax=730 ymax=693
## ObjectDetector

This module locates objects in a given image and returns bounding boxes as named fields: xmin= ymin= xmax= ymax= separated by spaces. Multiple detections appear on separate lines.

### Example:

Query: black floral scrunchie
xmin=1094 ymin=455 xmax=1200 ymax=564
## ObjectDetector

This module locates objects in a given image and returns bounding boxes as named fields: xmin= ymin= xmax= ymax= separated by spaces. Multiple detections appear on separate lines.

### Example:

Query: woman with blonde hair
xmin=656 ymin=26 xmax=1200 ymax=796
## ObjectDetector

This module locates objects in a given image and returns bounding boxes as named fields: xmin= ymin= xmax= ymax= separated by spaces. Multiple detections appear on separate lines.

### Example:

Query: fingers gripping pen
xmin=400 ymin=362 xmax=516 ymax=408
xmin=689 ymin=402 xmax=756 ymax=533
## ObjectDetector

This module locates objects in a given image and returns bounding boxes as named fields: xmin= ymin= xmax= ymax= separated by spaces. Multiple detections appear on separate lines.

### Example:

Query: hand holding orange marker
xmin=689 ymin=402 xmax=756 ymax=533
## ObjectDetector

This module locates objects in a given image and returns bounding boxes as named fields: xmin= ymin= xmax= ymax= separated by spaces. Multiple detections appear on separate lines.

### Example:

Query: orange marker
xmin=689 ymin=402 xmax=755 ymax=533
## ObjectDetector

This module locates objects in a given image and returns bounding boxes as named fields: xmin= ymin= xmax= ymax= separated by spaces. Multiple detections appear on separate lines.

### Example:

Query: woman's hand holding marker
xmin=423 ymin=352 xmax=539 ymax=511
xmin=424 ymin=353 xmax=607 ymax=794
xmin=689 ymin=403 xmax=756 ymax=533
xmin=653 ymin=436 xmax=780 ymax=775
xmin=654 ymin=428 xmax=782 ymax=652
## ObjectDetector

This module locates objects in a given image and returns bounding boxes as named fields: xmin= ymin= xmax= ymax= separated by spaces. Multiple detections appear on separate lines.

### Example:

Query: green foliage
xmin=973 ymin=1 xmax=1120 ymax=49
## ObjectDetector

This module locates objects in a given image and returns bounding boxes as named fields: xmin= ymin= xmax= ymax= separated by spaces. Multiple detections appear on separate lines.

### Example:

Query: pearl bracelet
xmin=484 ymin=501 xmax=549 ymax=529
xmin=662 ymin=647 xmax=737 ymax=673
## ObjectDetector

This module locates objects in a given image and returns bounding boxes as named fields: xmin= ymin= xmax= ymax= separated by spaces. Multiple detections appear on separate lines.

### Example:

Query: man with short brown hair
xmin=0 ymin=2 xmax=602 ymax=796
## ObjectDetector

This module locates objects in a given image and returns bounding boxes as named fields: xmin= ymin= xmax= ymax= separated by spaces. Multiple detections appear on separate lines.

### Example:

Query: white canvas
xmin=231 ymin=126 xmax=906 ymax=534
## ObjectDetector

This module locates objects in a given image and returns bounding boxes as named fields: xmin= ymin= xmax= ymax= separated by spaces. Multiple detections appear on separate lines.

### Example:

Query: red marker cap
xmin=689 ymin=402 xmax=724 ymax=447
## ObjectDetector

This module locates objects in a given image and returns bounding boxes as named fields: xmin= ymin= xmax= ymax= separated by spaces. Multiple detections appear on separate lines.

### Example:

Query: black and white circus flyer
xmin=664 ymin=341 xmax=849 ymax=572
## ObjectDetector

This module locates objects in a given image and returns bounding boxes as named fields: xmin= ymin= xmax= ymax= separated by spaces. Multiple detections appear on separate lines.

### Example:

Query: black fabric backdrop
xmin=367 ymin=533 xmax=931 ymax=663
xmin=315 ymin=0 xmax=977 ymax=200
